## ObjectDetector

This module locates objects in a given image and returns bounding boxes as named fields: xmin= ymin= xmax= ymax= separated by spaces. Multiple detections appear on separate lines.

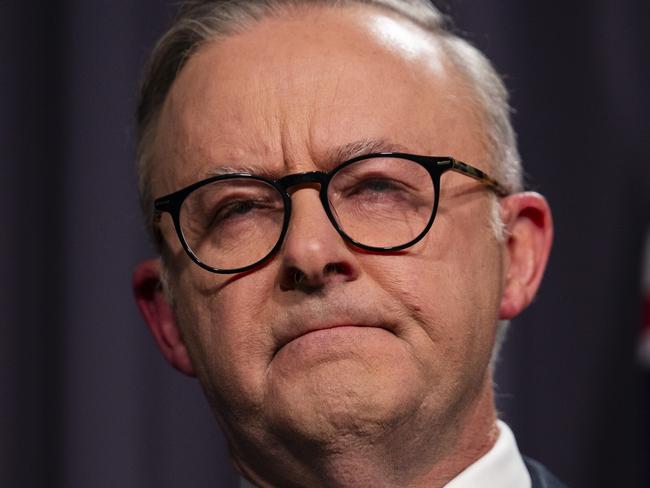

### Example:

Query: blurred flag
xmin=640 ymin=230 xmax=650 ymax=368
xmin=642 ymin=229 xmax=650 ymax=488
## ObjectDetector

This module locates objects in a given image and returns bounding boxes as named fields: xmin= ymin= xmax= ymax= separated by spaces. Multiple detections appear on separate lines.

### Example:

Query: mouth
xmin=275 ymin=323 xmax=394 ymax=357
xmin=293 ymin=323 xmax=367 ymax=340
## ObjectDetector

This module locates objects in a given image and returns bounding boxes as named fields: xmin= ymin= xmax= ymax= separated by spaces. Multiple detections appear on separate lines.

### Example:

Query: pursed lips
xmin=274 ymin=321 xmax=394 ymax=355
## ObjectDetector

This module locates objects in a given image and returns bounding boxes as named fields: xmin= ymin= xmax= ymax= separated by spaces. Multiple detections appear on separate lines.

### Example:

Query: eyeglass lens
xmin=178 ymin=156 xmax=436 ymax=271
xmin=328 ymin=156 xmax=435 ymax=248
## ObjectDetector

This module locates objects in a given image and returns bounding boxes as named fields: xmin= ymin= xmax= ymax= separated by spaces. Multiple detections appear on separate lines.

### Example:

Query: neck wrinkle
xmin=235 ymin=375 xmax=498 ymax=488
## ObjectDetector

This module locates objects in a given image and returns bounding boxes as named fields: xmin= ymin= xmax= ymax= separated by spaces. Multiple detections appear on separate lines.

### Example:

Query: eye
xmin=210 ymin=198 xmax=269 ymax=227
xmin=216 ymin=200 xmax=257 ymax=220
xmin=345 ymin=176 xmax=408 ymax=202
xmin=354 ymin=178 xmax=399 ymax=193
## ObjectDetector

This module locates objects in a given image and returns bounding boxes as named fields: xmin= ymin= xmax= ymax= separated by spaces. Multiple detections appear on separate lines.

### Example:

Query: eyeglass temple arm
xmin=444 ymin=159 xmax=510 ymax=197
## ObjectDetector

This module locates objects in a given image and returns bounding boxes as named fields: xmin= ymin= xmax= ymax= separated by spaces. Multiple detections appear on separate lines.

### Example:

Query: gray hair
xmin=136 ymin=0 xmax=523 ymax=245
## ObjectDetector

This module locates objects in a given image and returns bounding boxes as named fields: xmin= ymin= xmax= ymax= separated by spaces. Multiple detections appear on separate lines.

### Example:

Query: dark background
xmin=3 ymin=1 xmax=649 ymax=487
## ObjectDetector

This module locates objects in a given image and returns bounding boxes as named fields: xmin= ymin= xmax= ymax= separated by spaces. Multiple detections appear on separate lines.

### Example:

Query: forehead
xmin=152 ymin=4 xmax=486 ymax=193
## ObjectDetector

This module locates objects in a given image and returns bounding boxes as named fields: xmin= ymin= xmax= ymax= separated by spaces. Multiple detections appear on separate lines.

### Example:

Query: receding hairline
xmin=142 ymin=0 xmax=449 ymax=138
xmin=153 ymin=5 xmax=492 ymax=199
xmin=146 ymin=1 xmax=488 ymax=177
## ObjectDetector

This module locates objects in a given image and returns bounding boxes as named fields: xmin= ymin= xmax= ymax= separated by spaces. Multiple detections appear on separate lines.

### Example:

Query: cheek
xmin=173 ymin=270 xmax=278 ymax=407
xmin=361 ymin=227 xmax=502 ymax=371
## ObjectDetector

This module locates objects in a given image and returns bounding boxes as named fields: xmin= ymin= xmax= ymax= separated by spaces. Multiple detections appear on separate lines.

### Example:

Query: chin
xmin=264 ymin=353 xmax=425 ymax=449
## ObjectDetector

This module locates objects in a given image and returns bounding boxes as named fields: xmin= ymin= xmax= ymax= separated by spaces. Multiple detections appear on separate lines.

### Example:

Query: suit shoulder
xmin=524 ymin=456 xmax=570 ymax=488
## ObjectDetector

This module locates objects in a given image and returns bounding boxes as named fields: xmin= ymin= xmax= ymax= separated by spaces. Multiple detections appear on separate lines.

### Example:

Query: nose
xmin=278 ymin=187 xmax=360 ymax=292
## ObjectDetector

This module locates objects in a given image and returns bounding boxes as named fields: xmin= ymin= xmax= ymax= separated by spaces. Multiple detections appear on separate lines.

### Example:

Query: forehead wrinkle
xmin=166 ymin=41 xmax=285 ymax=152
xmin=201 ymin=139 xmax=412 ymax=181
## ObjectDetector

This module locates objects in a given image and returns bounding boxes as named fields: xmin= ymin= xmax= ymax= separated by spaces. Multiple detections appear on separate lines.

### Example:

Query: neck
xmin=234 ymin=377 xmax=498 ymax=487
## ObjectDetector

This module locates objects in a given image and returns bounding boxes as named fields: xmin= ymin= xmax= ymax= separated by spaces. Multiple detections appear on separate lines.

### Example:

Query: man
xmin=133 ymin=0 xmax=562 ymax=486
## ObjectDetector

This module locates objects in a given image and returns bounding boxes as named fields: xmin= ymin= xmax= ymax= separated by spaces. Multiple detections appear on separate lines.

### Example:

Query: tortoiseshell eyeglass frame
xmin=153 ymin=152 xmax=511 ymax=274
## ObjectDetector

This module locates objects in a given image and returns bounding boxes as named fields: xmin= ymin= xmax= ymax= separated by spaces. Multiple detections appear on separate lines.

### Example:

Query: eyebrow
xmin=328 ymin=139 xmax=410 ymax=165
xmin=202 ymin=138 xmax=410 ymax=179
xmin=204 ymin=164 xmax=277 ymax=179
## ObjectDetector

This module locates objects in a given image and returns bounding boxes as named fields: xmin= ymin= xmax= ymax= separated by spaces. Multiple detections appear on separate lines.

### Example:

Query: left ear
xmin=499 ymin=192 xmax=553 ymax=319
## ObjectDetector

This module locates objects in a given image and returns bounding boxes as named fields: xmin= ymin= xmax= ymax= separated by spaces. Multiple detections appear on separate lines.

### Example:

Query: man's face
xmin=152 ymin=4 xmax=504 ymax=466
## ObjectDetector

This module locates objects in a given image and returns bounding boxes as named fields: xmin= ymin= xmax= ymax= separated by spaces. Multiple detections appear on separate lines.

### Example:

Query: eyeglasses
xmin=153 ymin=152 xmax=509 ymax=274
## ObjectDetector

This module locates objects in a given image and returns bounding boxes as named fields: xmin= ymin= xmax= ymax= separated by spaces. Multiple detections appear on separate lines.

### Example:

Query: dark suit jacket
xmin=524 ymin=457 xmax=569 ymax=488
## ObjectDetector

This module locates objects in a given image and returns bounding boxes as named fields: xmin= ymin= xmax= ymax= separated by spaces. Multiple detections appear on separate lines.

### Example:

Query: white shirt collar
xmin=240 ymin=421 xmax=531 ymax=488
xmin=444 ymin=420 xmax=531 ymax=488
